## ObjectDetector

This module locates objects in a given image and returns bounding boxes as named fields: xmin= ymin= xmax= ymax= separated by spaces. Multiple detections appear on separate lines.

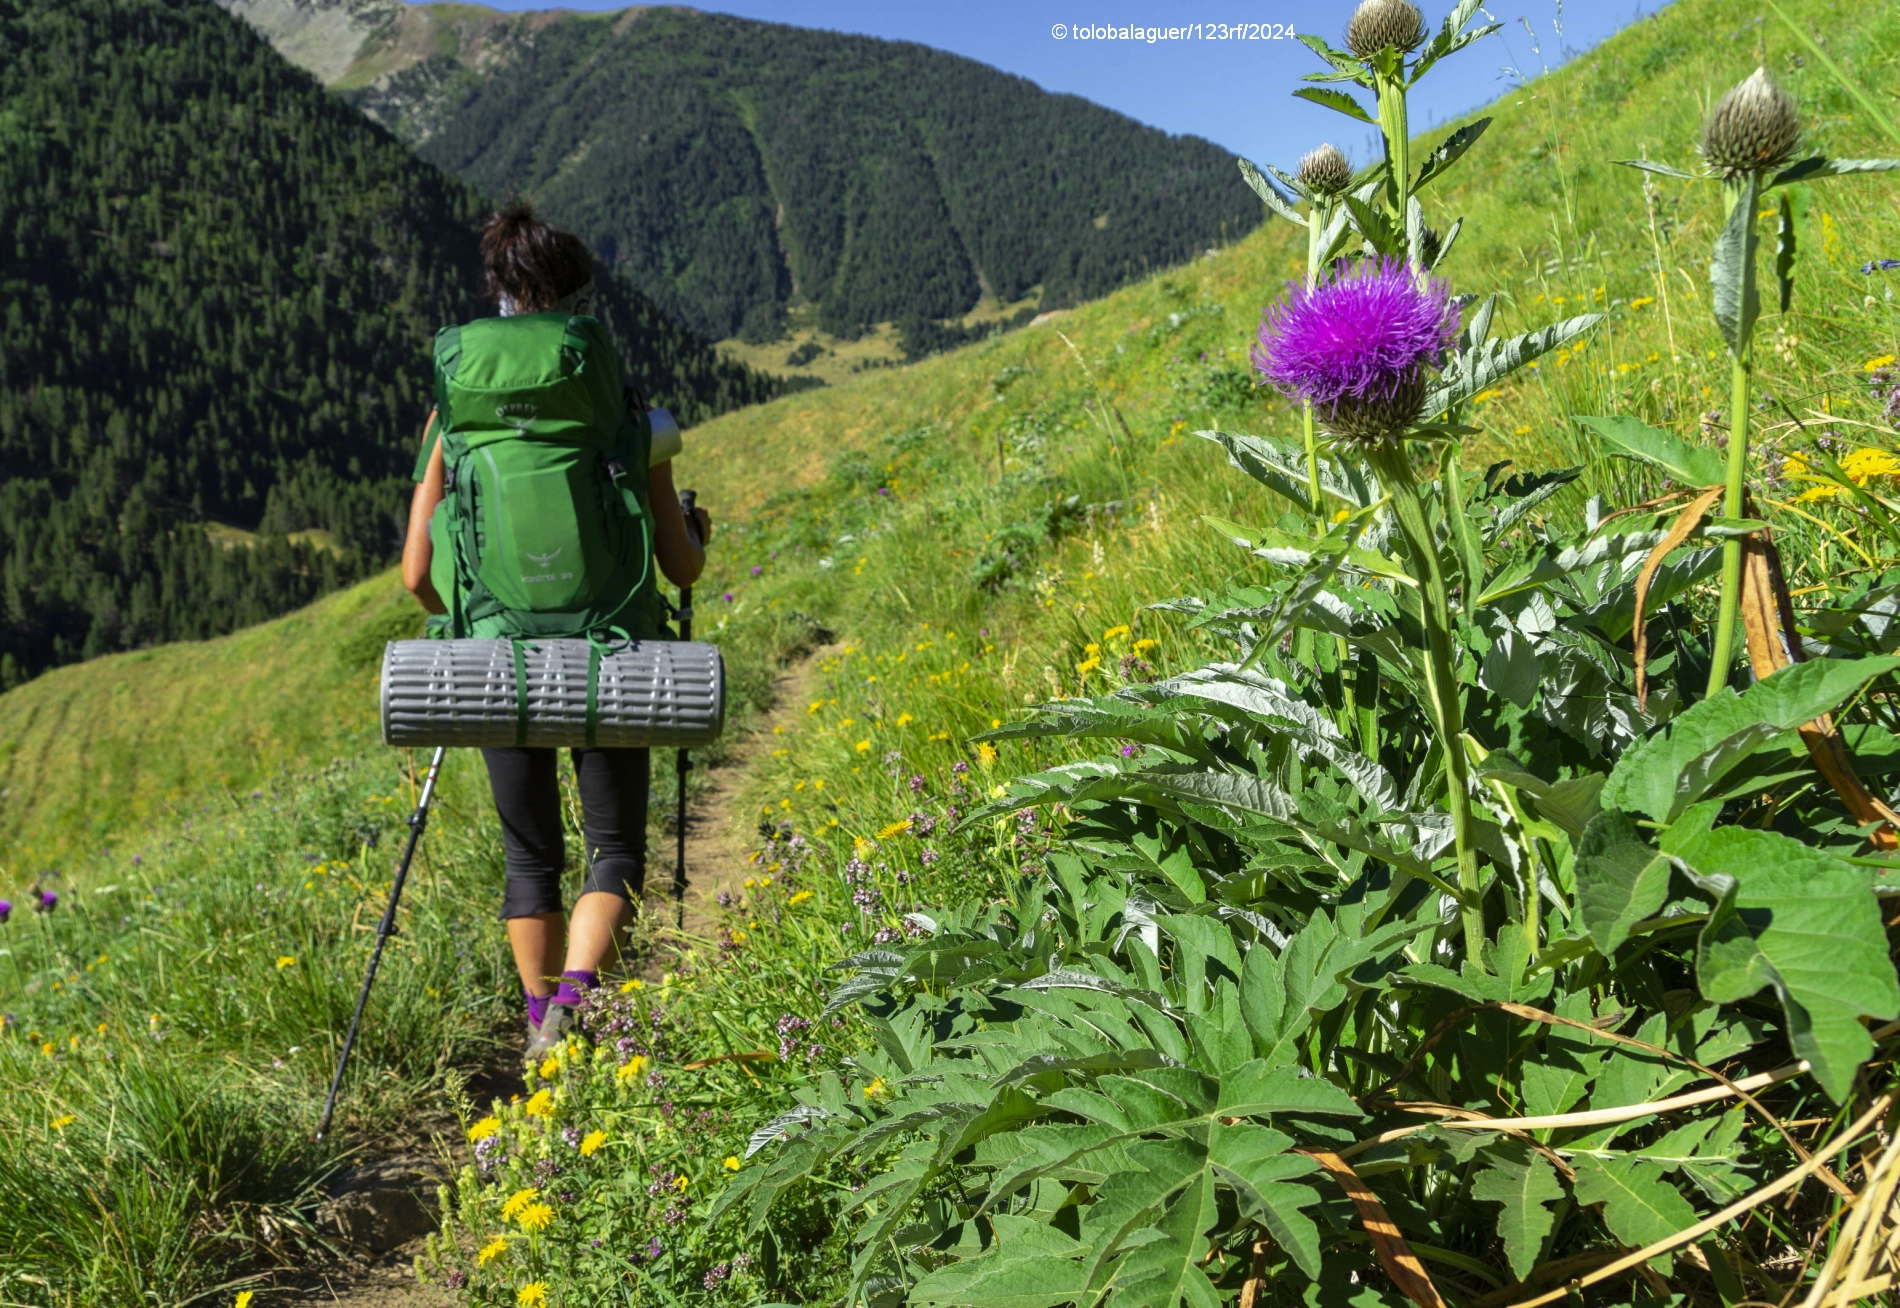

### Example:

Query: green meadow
xmin=9 ymin=0 xmax=1900 ymax=1302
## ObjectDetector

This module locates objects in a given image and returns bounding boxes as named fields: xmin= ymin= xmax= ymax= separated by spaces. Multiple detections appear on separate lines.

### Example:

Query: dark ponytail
xmin=480 ymin=198 xmax=594 ymax=313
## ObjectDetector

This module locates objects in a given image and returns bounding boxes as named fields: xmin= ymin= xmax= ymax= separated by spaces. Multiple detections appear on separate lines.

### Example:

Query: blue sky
xmin=464 ymin=0 xmax=1674 ymax=171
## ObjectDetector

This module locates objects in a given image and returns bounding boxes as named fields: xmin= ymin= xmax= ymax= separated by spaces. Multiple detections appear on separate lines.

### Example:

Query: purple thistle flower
xmin=0 ymin=900 xmax=10 ymax=923
xmin=37 ymin=891 xmax=57 ymax=912
xmin=1252 ymin=257 xmax=1458 ymax=446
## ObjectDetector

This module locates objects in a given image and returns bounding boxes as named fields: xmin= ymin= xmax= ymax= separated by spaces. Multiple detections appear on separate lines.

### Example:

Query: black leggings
xmin=481 ymin=747 xmax=649 ymax=919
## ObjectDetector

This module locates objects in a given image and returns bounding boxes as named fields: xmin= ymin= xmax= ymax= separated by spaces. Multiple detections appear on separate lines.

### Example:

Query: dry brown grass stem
xmin=1502 ymin=1093 xmax=1896 ymax=1308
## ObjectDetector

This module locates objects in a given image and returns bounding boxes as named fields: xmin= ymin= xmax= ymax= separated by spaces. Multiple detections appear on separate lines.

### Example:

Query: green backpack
xmin=427 ymin=312 xmax=668 ymax=642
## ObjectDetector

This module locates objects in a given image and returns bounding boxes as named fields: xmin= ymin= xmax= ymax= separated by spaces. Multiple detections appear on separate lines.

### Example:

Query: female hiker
xmin=400 ymin=200 xmax=712 ymax=1058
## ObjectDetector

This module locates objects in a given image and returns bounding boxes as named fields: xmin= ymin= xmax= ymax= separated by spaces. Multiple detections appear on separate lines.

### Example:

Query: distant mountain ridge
xmin=221 ymin=0 xmax=1263 ymax=347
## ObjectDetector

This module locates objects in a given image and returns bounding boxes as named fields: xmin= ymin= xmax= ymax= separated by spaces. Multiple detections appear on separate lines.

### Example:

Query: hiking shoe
xmin=525 ymin=1003 xmax=575 ymax=1062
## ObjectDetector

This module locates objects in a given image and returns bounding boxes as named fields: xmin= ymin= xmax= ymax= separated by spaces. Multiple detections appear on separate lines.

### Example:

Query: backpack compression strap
xmin=511 ymin=639 xmax=532 ymax=749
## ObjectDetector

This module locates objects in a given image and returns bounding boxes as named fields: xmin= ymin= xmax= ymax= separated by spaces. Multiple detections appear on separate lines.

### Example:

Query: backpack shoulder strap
xmin=432 ymin=324 xmax=464 ymax=430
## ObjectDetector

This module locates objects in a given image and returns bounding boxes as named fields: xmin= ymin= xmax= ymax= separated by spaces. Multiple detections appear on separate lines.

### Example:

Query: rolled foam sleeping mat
xmin=381 ymin=638 xmax=724 ymax=749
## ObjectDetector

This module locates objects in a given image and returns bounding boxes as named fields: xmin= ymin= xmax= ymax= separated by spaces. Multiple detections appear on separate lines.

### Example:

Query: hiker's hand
xmin=687 ymin=505 xmax=712 ymax=547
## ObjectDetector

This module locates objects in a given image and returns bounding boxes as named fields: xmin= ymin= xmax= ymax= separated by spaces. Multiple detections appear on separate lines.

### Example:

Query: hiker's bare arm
xmin=403 ymin=425 xmax=447 ymax=615
xmin=650 ymin=459 xmax=709 ymax=588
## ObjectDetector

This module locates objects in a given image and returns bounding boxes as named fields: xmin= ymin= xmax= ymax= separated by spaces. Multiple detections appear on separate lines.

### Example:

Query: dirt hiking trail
xmin=295 ymin=650 xmax=822 ymax=1304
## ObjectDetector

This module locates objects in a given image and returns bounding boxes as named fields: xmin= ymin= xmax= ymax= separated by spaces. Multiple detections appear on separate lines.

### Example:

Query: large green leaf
xmin=1208 ymin=1123 xmax=1323 ymax=1277
xmin=909 ymin=1215 xmax=1090 ymax=1308
xmin=1571 ymin=1155 xmax=1700 ymax=1274
xmin=1215 ymin=1060 xmax=1363 ymax=1119
xmin=1474 ymin=527 xmax=1670 ymax=608
xmin=1238 ymin=156 xmax=1308 ymax=226
xmin=1106 ymin=1169 xmax=1224 ymax=1308
xmin=1769 ymin=156 xmax=1900 ymax=186
xmin=1292 ymin=86 xmax=1375 ymax=124
xmin=1423 ymin=313 xmax=1602 ymax=416
xmin=1576 ymin=414 xmax=1725 ymax=487
xmin=1668 ymin=824 xmax=1900 ymax=1102
xmin=1574 ymin=810 xmax=1673 ymax=954
xmin=1602 ymin=655 xmax=1900 ymax=820
xmin=1412 ymin=118 xmax=1491 ymax=193
xmin=1203 ymin=515 xmax=1413 ymax=585
xmin=1470 ymin=1145 xmax=1563 ymax=1279
xmin=1710 ymin=172 xmax=1761 ymax=353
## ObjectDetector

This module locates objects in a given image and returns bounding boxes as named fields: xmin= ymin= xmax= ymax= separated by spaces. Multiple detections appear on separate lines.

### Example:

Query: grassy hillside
xmin=0 ymin=572 xmax=412 ymax=867
xmin=9 ymin=0 xmax=1900 ymax=1302
xmin=12 ymin=0 xmax=1900 ymax=868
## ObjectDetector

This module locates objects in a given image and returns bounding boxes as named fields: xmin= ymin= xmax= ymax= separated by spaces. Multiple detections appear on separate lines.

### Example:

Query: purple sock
xmin=553 ymin=969 xmax=598 ymax=1006
xmin=526 ymin=990 xmax=552 ymax=1028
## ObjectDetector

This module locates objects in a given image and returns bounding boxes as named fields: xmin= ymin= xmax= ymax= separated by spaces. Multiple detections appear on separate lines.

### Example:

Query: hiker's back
xmin=429 ymin=311 xmax=665 ymax=640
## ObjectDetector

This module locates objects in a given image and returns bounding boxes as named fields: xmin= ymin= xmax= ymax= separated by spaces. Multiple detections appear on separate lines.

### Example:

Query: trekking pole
xmin=316 ymin=745 xmax=446 ymax=1141
xmin=675 ymin=488 xmax=698 ymax=930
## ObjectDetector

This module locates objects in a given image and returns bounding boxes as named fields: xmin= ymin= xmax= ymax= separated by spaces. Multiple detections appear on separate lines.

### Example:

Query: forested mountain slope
xmin=0 ymin=0 xmax=797 ymax=687
xmin=222 ymin=0 xmax=1262 ymax=348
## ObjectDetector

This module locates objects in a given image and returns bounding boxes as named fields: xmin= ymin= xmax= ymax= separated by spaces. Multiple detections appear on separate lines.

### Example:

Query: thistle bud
xmin=1346 ymin=0 xmax=1427 ymax=59
xmin=1701 ymin=67 xmax=1801 ymax=179
xmin=1297 ymin=144 xmax=1354 ymax=197
xmin=1321 ymin=372 xmax=1430 ymax=447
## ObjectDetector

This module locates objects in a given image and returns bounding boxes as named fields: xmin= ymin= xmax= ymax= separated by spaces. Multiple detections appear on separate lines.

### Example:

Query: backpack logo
xmin=496 ymin=402 xmax=538 ymax=430
xmin=526 ymin=548 xmax=562 ymax=568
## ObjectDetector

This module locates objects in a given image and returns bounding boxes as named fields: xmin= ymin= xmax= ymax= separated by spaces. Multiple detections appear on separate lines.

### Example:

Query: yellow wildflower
xmin=789 ymin=890 xmax=814 ymax=905
xmin=516 ymin=1202 xmax=555 ymax=1231
xmin=1075 ymin=656 xmax=1101 ymax=677
xmin=523 ymin=1089 xmax=554 ymax=1118
xmin=928 ymin=730 xmax=950 ymax=742
xmin=478 ymin=1237 xmax=509 ymax=1266
xmin=237 ymin=1295 xmax=254 ymax=1308
xmin=468 ymin=1116 xmax=501 ymax=1143
xmin=1102 ymin=625 xmax=1131 ymax=641
xmin=808 ymin=699 xmax=824 ymax=714
xmin=896 ymin=712 xmax=914 ymax=726
xmin=500 ymin=1188 xmax=540 ymax=1221
xmin=977 ymin=742 xmax=999 ymax=767
xmin=1789 ymin=446 xmax=1900 ymax=500
xmin=813 ymin=778 xmax=825 ymax=790
xmin=724 ymin=1155 xmax=742 ymax=1172
xmin=743 ymin=876 xmax=757 ymax=889
xmin=1132 ymin=639 xmax=1159 ymax=655
xmin=616 ymin=1055 xmax=649 ymax=1083
xmin=276 ymin=956 xmax=296 ymax=969
xmin=865 ymin=1077 xmax=887 ymax=1097
xmin=538 ymin=1054 xmax=560 ymax=1080
xmin=619 ymin=978 xmax=644 ymax=993
xmin=49 ymin=1114 xmax=75 ymax=1130
xmin=855 ymin=739 xmax=871 ymax=753
xmin=518 ymin=1284 xmax=549 ymax=1308
xmin=1865 ymin=354 xmax=1897 ymax=372
xmin=1629 ymin=296 xmax=1655 ymax=309
xmin=1843 ymin=447 xmax=1900 ymax=480
xmin=580 ymin=1130 xmax=607 ymax=1156
xmin=876 ymin=819 xmax=913 ymax=840
xmin=675 ymin=1174 xmax=690 ymax=1191
xmin=854 ymin=836 xmax=874 ymax=857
